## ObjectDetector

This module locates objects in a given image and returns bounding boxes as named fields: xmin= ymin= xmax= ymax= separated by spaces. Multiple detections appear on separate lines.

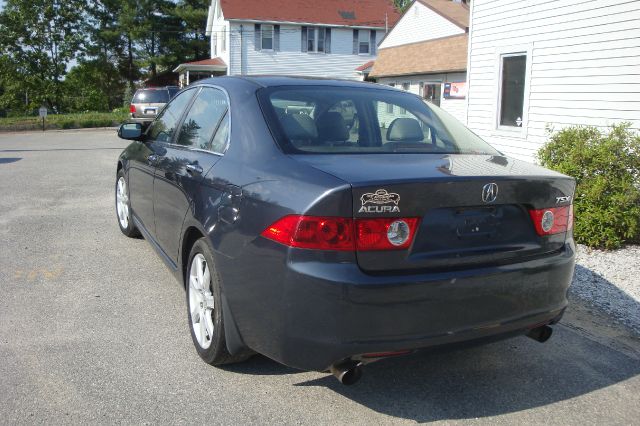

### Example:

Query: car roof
xmin=192 ymin=75 xmax=398 ymax=91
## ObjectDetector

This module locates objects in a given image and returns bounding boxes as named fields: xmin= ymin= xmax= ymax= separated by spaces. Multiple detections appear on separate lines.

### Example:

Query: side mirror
xmin=118 ymin=122 xmax=143 ymax=140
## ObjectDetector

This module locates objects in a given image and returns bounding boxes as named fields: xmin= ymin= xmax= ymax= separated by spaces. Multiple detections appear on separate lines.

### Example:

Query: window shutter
xmin=274 ymin=25 xmax=280 ymax=51
xmin=325 ymin=28 xmax=331 ymax=53
xmin=352 ymin=29 xmax=359 ymax=54
xmin=370 ymin=31 xmax=377 ymax=55
xmin=301 ymin=26 xmax=308 ymax=52
xmin=254 ymin=23 xmax=261 ymax=51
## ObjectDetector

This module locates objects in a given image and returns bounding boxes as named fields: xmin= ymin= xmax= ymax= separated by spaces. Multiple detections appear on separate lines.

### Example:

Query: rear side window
xmin=133 ymin=89 xmax=170 ymax=104
xmin=175 ymin=87 xmax=228 ymax=152
xmin=259 ymin=86 xmax=499 ymax=155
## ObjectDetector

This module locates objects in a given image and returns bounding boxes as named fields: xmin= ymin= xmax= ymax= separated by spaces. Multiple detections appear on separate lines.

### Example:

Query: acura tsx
xmin=115 ymin=76 xmax=576 ymax=384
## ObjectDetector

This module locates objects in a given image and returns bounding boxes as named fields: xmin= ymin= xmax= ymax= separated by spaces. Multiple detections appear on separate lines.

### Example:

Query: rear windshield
xmin=133 ymin=89 xmax=170 ymax=104
xmin=258 ymin=86 xmax=500 ymax=155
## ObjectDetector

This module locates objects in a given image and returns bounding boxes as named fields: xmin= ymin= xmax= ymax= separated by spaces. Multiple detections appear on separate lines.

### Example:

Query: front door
xmin=127 ymin=140 xmax=158 ymax=235
xmin=137 ymin=87 xmax=199 ymax=239
xmin=153 ymin=86 xmax=230 ymax=262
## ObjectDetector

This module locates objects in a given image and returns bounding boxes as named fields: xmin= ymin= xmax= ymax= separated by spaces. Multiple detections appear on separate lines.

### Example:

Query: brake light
xmin=529 ymin=206 xmax=572 ymax=236
xmin=129 ymin=104 xmax=136 ymax=113
xmin=261 ymin=215 xmax=354 ymax=251
xmin=261 ymin=215 xmax=420 ymax=251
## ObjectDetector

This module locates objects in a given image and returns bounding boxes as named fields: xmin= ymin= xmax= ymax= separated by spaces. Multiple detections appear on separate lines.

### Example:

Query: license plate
xmin=144 ymin=108 xmax=157 ymax=115
xmin=455 ymin=208 xmax=499 ymax=238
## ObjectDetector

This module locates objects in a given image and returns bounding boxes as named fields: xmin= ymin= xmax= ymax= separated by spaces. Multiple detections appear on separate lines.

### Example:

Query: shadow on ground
xmin=223 ymin=265 xmax=640 ymax=422
xmin=0 ymin=157 xmax=21 ymax=164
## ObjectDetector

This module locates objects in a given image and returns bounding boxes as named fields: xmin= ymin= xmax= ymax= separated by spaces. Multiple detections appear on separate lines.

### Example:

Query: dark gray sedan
xmin=115 ymin=76 xmax=576 ymax=385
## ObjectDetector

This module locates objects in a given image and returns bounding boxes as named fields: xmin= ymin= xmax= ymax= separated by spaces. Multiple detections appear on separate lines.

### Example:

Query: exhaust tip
xmin=330 ymin=360 xmax=363 ymax=385
xmin=527 ymin=325 xmax=553 ymax=343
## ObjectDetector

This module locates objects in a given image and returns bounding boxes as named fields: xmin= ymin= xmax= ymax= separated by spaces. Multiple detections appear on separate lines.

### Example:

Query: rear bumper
xmin=224 ymin=241 xmax=576 ymax=371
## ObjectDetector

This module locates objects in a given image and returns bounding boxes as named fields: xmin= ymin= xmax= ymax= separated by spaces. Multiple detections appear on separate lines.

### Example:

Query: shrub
xmin=538 ymin=123 xmax=640 ymax=249
xmin=59 ymin=120 xmax=76 ymax=129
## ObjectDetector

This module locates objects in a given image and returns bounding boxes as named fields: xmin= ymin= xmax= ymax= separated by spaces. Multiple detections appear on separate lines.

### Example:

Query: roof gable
xmin=370 ymin=33 xmax=468 ymax=77
xmin=378 ymin=0 xmax=468 ymax=49
xmin=219 ymin=0 xmax=400 ymax=28
xmin=418 ymin=0 xmax=469 ymax=29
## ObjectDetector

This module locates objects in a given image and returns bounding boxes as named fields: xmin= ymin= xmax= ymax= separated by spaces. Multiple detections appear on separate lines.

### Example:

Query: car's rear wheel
xmin=115 ymin=170 xmax=140 ymax=237
xmin=186 ymin=238 xmax=251 ymax=365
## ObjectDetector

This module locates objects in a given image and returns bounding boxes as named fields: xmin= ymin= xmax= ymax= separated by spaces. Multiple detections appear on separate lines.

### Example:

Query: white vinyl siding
xmin=379 ymin=1 xmax=465 ymax=49
xmin=466 ymin=0 xmax=640 ymax=162
xmin=228 ymin=23 xmax=385 ymax=80
xmin=207 ymin=1 xmax=230 ymax=66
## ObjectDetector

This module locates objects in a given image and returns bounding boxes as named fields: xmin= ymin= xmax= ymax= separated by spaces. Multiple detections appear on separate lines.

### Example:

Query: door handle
xmin=186 ymin=163 xmax=203 ymax=174
xmin=147 ymin=154 xmax=158 ymax=165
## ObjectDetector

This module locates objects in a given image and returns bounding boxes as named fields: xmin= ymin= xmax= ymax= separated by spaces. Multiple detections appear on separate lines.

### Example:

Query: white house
xmin=174 ymin=0 xmax=400 ymax=86
xmin=465 ymin=0 xmax=640 ymax=162
xmin=370 ymin=0 xmax=470 ymax=124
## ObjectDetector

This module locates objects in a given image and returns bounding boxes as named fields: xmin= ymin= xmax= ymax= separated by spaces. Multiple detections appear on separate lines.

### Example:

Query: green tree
xmin=64 ymin=60 xmax=126 ymax=111
xmin=393 ymin=0 xmax=412 ymax=13
xmin=0 ymin=0 xmax=87 ymax=112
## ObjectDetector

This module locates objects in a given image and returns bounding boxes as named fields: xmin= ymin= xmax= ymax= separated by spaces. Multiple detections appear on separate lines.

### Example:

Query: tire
xmin=186 ymin=238 xmax=251 ymax=365
xmin=115 ymin=170 xmax=140 ymax=238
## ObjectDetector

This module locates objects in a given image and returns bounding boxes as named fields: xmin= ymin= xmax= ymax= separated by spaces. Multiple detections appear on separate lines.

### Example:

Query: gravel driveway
xmin=572 ymin=245 xmax=640 ymax=334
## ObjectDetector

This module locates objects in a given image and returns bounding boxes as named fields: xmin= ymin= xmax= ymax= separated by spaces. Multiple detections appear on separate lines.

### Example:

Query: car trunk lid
xmin=292 ymin=154 xmax=575 ymax=272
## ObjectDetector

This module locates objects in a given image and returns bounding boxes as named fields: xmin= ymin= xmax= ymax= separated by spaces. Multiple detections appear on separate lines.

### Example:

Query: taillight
xmin=529 ymin=206 xmax=572 ymax=236
xmin=261 ymin=215 xmax=354 ymax=251
xmin=129 ymin=104 xmax=136 ymax=113
xmin=355 ymin=218 xmax=419 ymax=250
xmin=261 ymin=215 xmax=420 ymax=251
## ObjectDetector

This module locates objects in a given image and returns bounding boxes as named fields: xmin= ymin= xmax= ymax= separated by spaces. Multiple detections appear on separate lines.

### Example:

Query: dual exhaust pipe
xmin=330 ymin=325 xmax=553 ymax=385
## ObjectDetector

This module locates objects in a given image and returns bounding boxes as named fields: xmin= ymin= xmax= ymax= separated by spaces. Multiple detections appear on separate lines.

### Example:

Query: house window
xmin=262 ymin=24 xmax=274 ymax=50
xmin=359 ymin=30 xmax=370 ymax=54
xmin=307 ymin=28 xmax=315 ymax=52
xmin=221 ymin=29 xmax=226 ymax=52
xmin=306 ymin=27 xmax=326 ymax=53
xmin=499 ymin=54 xmax=526 ymax=127
xmin=317 ymin=28 xmax=326 ymax=52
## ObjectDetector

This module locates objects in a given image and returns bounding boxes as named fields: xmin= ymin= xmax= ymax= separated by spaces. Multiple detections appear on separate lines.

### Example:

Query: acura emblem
xmin=482 ymin=183 xmax=498 ymax=203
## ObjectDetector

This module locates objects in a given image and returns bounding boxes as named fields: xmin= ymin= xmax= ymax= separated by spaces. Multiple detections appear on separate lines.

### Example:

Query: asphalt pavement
xmin=1 ymin=129 xmax=639 ymax=424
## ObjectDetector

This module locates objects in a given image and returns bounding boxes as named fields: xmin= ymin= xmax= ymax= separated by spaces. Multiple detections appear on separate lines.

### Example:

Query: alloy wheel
xmin=116 ymin=177 xmax=130 ymax=229
xmin=188 ymin=253 xmax=215 ymax=349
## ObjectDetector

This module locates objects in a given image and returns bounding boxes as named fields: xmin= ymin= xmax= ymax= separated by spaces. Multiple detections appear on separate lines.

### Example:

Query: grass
xmin=0 ymin=111 xmax=129 ymax=132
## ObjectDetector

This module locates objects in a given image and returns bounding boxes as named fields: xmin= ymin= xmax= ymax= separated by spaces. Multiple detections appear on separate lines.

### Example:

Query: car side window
xmin=175 ymin=87 xmax=228 ymax=151
xmin=210 ymin=111 xmax=229 ymax=154
xmin=147 ymin=89 xmax=196 ymax=143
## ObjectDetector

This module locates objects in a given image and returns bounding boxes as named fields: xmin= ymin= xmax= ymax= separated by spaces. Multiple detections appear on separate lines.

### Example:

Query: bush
xmin=538 ymin=123 xmax=640 ymax=249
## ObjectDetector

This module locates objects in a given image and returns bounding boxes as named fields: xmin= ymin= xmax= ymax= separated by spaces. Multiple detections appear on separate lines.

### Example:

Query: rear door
xmin=153 ymin=86 xmax=230 ymax=262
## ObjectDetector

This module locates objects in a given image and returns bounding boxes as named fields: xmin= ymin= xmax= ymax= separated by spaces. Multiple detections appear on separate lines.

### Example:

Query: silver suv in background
xmin=129 ymin=86 xmax=179 ymax=121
